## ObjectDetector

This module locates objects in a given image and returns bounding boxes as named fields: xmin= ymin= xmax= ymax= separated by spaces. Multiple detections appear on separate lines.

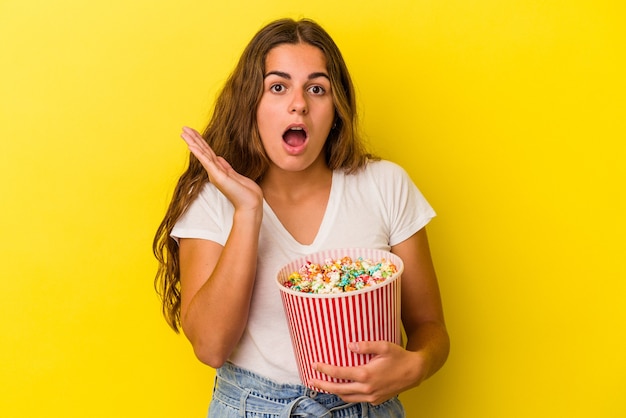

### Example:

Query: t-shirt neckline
xmin=262 ymin=169 xmax=343 ymax=250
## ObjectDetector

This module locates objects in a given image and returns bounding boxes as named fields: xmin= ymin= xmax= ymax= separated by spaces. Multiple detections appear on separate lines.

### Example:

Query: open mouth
xmin=282 ymin=126 xmax=308 ymax=147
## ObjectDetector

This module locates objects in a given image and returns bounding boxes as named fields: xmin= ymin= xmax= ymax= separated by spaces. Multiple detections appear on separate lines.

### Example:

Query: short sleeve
xmin=170 ymin=183 xmax=234 ymax=246
xmin=372 ymin=161 xmax=436 ymax=246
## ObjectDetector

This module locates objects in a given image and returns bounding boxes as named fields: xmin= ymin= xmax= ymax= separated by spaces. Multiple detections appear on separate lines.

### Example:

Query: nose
xmin=289 ymin=90 xmax=308 ymax=115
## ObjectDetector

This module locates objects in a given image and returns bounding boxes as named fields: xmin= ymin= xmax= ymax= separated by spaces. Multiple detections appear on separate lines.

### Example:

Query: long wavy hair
xmin=153 ymin=18 xmax=374 ymax=332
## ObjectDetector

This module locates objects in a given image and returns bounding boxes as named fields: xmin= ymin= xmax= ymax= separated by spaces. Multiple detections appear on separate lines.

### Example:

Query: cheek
xmin=256 ymin=118 xmax=281 ymax=154
xmin=256 ymin=99 xmax=279 ymax=121
xmin=256 ymin=106 xmax=272 ymax=138
xmin=322 ymin=99 xmax=336 ymax=122
xmin=319 ymin=106 xmax=336 ymax=132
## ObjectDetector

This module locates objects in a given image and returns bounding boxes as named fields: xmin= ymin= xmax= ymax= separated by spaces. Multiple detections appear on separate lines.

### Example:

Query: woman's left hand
xmin=311 ymin=230 xmax=450 ymax=405
xmin=309 ymin=341 xmax=426 ymax=405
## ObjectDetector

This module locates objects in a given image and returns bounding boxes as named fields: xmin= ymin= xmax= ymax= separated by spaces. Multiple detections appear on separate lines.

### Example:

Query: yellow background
xmin=1 ymin=0 xmax=624 ymax=416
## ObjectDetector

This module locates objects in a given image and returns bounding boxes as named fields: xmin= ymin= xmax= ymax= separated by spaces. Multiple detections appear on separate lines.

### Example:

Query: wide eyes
xmin=268 ymin=83 xmax=327 ymax=96
xmin=307 ymin=85 xmax=326 ymax=95
xmin=269 ymin=84 xmax=286 ymax=94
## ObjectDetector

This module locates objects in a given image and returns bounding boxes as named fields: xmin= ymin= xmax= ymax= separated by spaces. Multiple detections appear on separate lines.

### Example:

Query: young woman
xmin=154 ymin=18 xmax=449 ymax=417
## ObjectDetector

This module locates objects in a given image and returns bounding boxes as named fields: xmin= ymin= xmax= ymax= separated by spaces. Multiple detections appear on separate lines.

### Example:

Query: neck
xmin=260 ymin=159 xmax=332 ymax=200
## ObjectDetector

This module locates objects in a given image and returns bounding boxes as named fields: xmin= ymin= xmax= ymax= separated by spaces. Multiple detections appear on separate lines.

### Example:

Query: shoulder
xmin=339 ymin=159 xmax=416 ymax=197
xmin=196 ymin=181 xmax=231 ymax=204
xmin=172 ymin=181 xmax=234 ymax=241
xmin=355 ymin=159 xmax=413 ymax=185
xmin=364 ymin=159 xmax=407 ymax=175
xmin=184 ymin=181 xmax=234 ymax=217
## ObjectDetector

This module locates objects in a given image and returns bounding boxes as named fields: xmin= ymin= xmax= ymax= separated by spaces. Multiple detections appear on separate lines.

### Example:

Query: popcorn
xmin=283 ymin=256 xmax=398 ymax=294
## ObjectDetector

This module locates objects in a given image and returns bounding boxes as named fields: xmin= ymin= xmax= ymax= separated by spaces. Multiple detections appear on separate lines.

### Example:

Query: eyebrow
xmin=264 ymin=70 xmax=330 ymax=80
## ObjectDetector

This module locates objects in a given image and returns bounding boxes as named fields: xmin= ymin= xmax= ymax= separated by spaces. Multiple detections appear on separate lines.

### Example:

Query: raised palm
xmin=181 ymin=127 xmax=263 ymax=213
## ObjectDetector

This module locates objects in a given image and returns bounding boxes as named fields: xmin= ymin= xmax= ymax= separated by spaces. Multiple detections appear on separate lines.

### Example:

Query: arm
xmin=394 ymin=227 xmax=450 ymax=382
xmin=310 ymin=228 xmax=450 ymax=404
xmin=178 ymin=127 xmax=263 ymax=368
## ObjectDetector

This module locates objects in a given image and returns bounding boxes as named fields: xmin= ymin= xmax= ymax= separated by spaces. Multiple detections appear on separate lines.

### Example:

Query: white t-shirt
xmin=171 ymin=159 xmax=435 ymax=384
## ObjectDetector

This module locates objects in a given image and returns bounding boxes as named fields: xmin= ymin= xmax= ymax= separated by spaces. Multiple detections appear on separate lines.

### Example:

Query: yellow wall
xmin=1 ymin=0 xmax=624 ymax=416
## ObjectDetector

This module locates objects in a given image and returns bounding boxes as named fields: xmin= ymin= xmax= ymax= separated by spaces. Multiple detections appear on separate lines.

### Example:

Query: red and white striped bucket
xmin=276 ymin=248 xmax=403 ymax=390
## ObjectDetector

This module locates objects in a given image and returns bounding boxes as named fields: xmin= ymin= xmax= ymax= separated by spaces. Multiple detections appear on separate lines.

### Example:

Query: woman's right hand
xmin=181 ymin=126 xmax=263 ymax=212
xmin=178 ymin=127 xmax=263 ymax=367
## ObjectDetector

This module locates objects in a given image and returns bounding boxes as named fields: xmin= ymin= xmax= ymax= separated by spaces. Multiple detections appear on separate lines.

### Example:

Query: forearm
xmin=404 ymin=320 xmax=450 ymax=385
xmin=182 ymin=209 xmax=261 ymax=367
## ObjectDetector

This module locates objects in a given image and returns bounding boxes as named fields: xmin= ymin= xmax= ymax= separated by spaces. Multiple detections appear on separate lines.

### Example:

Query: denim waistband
xmin=213 ymin=362 xmax=371 ymax=417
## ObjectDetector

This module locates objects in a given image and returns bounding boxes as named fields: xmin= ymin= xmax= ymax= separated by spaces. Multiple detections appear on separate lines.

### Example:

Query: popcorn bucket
xmin=276 ymin=248 xmax=404 ymax=390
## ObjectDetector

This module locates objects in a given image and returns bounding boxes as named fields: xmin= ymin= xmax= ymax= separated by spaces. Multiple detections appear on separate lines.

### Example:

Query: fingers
xmin=310 ymin=362 xmax=368 ymax=396
xmin=215 ymin=155 xmax=235 ymax=174
xmin=313 ymin=362 xmax=351 ymax=381
xmin=308 ymin=366 xmax=362 ymax=397
xmin=181 ymin=126 xmax=217 ymax=162
xmin=180 ymin=126 xmax=203 ymax=148
xmin=312 ymin=341 xmax=389 ymax=383
xmin=178 ymin=127 xmax=264 ymax=211
xmin=180 ymin=126 xmax=224 ymax=183
xmin=309 ymin=378 xmax=363 ymax=400
xmin=308 ymin=371 xmax=382 ymax=404
xmin=347 ymin=340 xmax=389 ymax=356
xmin=308 ymin=341 xmax=402 ymax=404
xmin=181 ymin=126 xmax=203 ymax=144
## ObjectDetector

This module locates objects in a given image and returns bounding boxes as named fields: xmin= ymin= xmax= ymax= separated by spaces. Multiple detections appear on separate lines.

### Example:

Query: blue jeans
xmin=208 ymin=362 xmax=405 ymax=417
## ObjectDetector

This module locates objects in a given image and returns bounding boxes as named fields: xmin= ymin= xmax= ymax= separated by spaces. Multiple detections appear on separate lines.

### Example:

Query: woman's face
xmin=256 ymin=42 xmax=335 ymax=174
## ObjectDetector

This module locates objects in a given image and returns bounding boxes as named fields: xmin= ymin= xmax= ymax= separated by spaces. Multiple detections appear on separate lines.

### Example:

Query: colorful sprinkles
xmin=283 ymin=256 xmax=398 ymax=294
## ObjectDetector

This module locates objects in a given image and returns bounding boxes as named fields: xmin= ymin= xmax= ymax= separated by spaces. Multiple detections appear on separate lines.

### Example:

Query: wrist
xmin=233 ymin=206 xmax=263 ymax=227
xmin=405 ymin=349 xmax=429 ymax=387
